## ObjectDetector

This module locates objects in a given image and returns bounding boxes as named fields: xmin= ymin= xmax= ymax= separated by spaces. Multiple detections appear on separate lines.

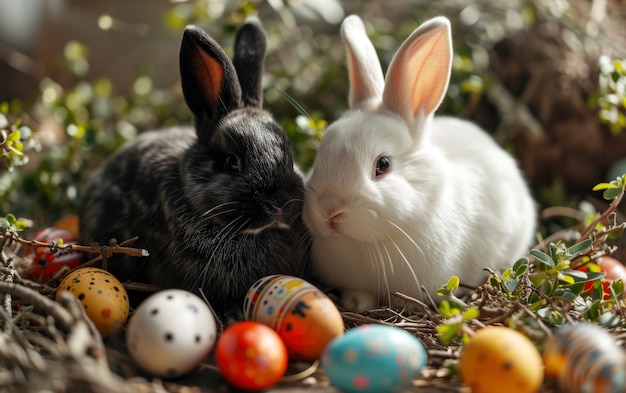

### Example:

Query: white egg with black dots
xmin=126 ymin=289 xmax=217 ymax=378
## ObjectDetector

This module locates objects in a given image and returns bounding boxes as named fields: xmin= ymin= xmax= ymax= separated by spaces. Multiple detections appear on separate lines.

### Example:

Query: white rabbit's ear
xmin=382 ymin=17 xmax=452 ymax=125
xmin=340 ymin=15 xmax=384 ymax=110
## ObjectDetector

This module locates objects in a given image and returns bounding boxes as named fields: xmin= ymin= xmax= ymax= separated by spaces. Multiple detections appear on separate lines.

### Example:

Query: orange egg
xmin=459 ymin=326 xmax=543 ymax=393
xmin=53 ymin=215 xmax=80 ymax=238
xmin=215 ymin=321 xmax=287 ymax=391
xmin=56 ymin=267 xmax=129 ymax=338
xmin=244 ymin=275 xmax=344 ymax=360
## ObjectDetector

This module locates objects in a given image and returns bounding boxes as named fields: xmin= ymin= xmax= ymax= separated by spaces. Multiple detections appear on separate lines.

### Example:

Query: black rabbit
xmin=79 ymin=22 xmax=311 ymax=320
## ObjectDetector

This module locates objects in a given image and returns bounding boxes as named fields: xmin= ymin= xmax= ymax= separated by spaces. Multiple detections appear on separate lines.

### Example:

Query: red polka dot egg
xmin=215 ymin=321 xmax=288 ymax=391
xmin=321 ymin=324 xmax=427 ymax=393
xmin=56 ymin=267 xmax=129 ymax=338
xmin=23 ymin=227 xmax=84 ymax=283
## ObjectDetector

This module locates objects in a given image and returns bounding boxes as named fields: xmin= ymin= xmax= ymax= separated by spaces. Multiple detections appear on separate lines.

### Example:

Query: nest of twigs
xmin=0 ymin=178 xmax=625 ymax=393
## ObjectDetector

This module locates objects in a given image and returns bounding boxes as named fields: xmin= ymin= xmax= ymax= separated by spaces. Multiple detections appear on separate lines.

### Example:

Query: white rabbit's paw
xmin=341 ymin=290 xmax=377 ymax=312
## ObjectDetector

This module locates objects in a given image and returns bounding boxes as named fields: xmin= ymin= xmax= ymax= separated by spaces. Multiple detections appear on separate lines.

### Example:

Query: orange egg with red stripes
xmin=244 ymin=275 xmax=344 ymax=360
xmin=56 ymin=267 xmax=129 ymax=338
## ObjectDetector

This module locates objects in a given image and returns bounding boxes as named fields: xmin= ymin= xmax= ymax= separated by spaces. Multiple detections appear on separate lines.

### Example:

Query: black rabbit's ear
xmin=179 ymin=25 xmax=242 ymax=139
xmin=232 ymin=22 xmax=267 ymax=109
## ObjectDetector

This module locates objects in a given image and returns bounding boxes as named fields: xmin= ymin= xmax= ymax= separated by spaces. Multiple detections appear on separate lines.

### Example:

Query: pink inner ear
xmin=383 ymin=22 xmax=451 ymax=120
xmin=406 ymin=29 xmax=450 ymax=116
xmin=192 ymin=46 xmax=224 ymax=108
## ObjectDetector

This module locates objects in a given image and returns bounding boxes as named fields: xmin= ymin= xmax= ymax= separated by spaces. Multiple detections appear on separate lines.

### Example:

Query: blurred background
xmin=1 ymin=0 xmax=625 ymax=234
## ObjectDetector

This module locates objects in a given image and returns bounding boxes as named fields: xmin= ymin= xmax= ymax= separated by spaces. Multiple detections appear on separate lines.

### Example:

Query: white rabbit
xmin=303 ymin=15 xmax=537 ymax=311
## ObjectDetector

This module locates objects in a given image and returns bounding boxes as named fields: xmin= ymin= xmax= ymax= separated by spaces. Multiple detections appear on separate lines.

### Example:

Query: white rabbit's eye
xmin=223 ymin=154 xmax=241 ymax=174
xmin=374 ymin=156 xmax=391 ymax=178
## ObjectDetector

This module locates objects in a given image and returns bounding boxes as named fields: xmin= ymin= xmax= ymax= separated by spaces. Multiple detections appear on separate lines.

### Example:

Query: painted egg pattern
xmin=544 ymin=323 xmax=626 ymax=393
xmin=244 ymin=275 xmax=344 ymax=360
xmin=459 ymin=326 xmax=543 ymax=393
xmin=126 ymin=289 xmax=217 ymax=378
xmin=56 ymin=267 xmax=128 ymax=338
xmin=321 ymin=324 xmax=427 ymax=393
xmin=215 ymin=321 xmax=288 ymax=391
xmin=24 ymin=227 xmax=84 ymax=282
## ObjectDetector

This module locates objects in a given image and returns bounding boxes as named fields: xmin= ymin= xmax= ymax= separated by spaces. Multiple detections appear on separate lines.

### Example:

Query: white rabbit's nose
xmin=318 ymin=194 xmax=345 ymax=231
xmin=325 ymin=212 xmax=343 ymax=231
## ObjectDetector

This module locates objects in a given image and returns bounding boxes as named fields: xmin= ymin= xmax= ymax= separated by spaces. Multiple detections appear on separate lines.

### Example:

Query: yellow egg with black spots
xmin=56 ymin=267 xmax=129 ymax=338
xmin=459 ymin=326 xmax=543 ymax=393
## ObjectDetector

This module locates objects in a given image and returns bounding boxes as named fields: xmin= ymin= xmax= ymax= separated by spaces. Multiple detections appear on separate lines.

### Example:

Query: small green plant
xmin=436 ymin=175 xmax=626 ymax=343
xmin=0 ymin=107 xmax=36 ymax=172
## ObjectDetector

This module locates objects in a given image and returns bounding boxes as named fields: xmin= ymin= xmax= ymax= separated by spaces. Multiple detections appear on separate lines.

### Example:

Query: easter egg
xmin=23 ymin=227 xmax=84 ymax=282
xmin=244 ymin=274 xmax=344 ymax=360
xmin=53 ymin=215 xmax=80 ymax=238
xmin=544 ymin=323 xmax=626 ymax=393
xmin=459 ymin=326 xmax=543 ymax=393
xmin=579 ymin=256 xmax=626 ymax=300
xmin=321 ymin=324 xmax=427 ymax=393
xmin=126 ymin=289 xmax=217 ymax=378
xmin=215 ymin=321 xmax=288 ymax=391
xmin=56 ymin=267 xmax=128 ymax=338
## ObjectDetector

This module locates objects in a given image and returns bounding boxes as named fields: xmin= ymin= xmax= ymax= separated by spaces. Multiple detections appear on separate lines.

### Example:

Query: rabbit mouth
xmin=241 ymin=221 xmax=290 ymax=235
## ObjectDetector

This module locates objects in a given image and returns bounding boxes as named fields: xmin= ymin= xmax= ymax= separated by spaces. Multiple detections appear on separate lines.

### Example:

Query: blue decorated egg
xmin=321 ymin=324 xmax=427 ymax=393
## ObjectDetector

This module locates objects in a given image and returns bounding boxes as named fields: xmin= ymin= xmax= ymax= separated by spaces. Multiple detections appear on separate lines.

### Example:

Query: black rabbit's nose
xmin=272 ymin=205 xmax=285 ymax=225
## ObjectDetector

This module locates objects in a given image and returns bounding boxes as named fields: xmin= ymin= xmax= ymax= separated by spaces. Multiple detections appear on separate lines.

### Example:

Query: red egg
xmin=23 ymin=227 xmax=84 ymax=282
xmin=579 ymin=256 xmax=626 ymax=300
xmin=215 ymin=321 xmax=288 ymax=391
xmin=601 ymin=256 xmax=626 ymax=281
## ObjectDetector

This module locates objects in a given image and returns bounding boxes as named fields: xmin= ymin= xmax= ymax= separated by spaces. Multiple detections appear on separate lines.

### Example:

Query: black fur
xmin=79 ymin=23 xmax=311 ymax=320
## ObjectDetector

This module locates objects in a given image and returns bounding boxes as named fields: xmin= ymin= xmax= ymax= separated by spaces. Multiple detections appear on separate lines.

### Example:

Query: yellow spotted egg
xmin=56 ymin=267 xmax=129 ymax=338
xmin=459 ymin=326 xmax=544 ymax=393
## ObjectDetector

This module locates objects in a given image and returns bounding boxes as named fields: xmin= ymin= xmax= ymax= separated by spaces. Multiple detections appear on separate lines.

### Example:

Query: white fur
xmin=303 ymin=15 xmax=536 ymax=311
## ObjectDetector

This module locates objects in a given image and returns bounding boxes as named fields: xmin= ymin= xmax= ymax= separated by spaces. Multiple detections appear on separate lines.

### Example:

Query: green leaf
xmin=558 ymin=274 xmax=575 ymax=285
xmin=462 ymin=307 xmax=480 ymax=321
xmin=529 ymin=249 xmax=555 ymax=269
xmin=436 ymin=322 xmax=462 ymax=345
xmin=603 ymin=187 xmax=623 ymax=200
xmin=512 ymin=258 xmax=529 ymax=277
xmin=611 ymin=279 xmax=624 ymax=299
xmin=503 ymin=278 xmax=520 ymax=293
xmin=584 ymin=299 xmax=601 ymax=321
xmin=549 ymin=243 xmax=559 ymax=259
xmin=592 ymin=182 xmax=618 ymax=191
xmin=566 ymin=239 xmax=594 ymax=256
xmin=438 ymin=300 xmax=453 ymax=318
xmin=562 ymin=268 xmax=588 ymax=281
xmin=7 ymin=130 xmax=20 ymax=142
xmin=446 ymin=276 xmax=460 ymax=292
xmin=552 ymin=288 xmax=577 ymax=302
xmin=501 ymin=268 xmax=512 ymax=281
xmin=436 ymin=287 xmax=450 ymax=297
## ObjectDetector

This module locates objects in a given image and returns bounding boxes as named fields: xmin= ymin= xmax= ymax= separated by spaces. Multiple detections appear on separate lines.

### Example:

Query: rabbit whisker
xmin=202 ymin=202 xmax=238 ymax=217
xmin=273 ymin=87 xmax=319 ymax=131
xmin=377 ymin=240 xmax=394 ymax=307
xmin=385 ymin=219 xmax=425 ymax=299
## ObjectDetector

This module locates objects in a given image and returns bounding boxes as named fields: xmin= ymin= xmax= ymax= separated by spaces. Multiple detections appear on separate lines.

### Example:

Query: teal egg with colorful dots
xmin=321 ymin=324 xmax=427 ymax=393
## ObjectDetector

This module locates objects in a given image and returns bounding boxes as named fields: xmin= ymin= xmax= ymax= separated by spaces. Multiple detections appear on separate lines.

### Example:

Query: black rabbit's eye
xmin=222 ymin=154 xmax=241 ymax=174
xmin=374 ymin=155 xmax=391 ymax=178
